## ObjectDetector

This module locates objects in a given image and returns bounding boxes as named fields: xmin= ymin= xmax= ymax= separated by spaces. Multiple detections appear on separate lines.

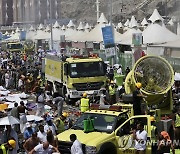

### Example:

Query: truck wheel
xmin=98 ymin=142 xmax=117 ymax=154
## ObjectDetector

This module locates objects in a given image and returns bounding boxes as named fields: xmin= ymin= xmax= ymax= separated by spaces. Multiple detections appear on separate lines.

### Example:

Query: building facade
xmin=0 ymin=0 xmax=61 ymax=25
xmin=0 ymin=0 xmax=13 ymax=26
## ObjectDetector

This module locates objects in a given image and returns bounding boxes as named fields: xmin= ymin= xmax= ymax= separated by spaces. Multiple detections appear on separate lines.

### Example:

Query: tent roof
xmin=38 ymin=24 xmax=44 ymax=30
xmin=26 ymin=31 xmax=36 ymax=40
xmin=67 ymin=20 xmax=75 ymax=28
xmin=148 ymin=9 xmax=164 ymax=23
xmin=6 ymin=32 xmax=20 ymax=40
xmin=52 ymin=28 xmax=64 ymax=40
xmin=53 ymin=21 xmax=60 ymax=28
xmin=15 ymin=27 xmax=20 ymax=33
xmin=34 ymin=29 xmax=48 ymax=40
xmin=61 ymin=25 xmax=66 ymax=30
xmin=97 ymin=13 xmax=108 ymax=24
xmin=71 ymin=22 xmax=122 ymax=43
xmin=11 ymin=31 xmax=15 ymax=35
xmin=5 ymin=31 xmax=9 ymax=35
xmin=85 ymin=23 xmax=90 ymax=29
xmin=120 ymin=28 xmax=142 ymax=45
xmin=64 ymin=28 xmax=77 ymax=38
xmin=117 ymin=22 xmax=123 ymax=28
xmin=141 ymin=18 xmax=149 ymax=26
xmin=129 ymin=16 xmax=138 ymax=28
xmin=142 ymin=23 xmax=180 ymax=44
xmin=66 ymin=30 xmax=85 ymax=41
xmin=29 ymin=25 xmax=35 ymax=31
xmin=124 ymin=19 xmax=130 ymax=27
xmin=45 ymin=25 xmax=51 ymax=32
xmin=77 ymin=22 xmax=84 ymax=30
xmin=149 ymin=39 xmax=180 ymax=48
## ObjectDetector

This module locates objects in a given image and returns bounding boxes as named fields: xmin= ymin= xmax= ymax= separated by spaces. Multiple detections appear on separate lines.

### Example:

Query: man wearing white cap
xmin=24 ymin=122 xmax=35 ymax=140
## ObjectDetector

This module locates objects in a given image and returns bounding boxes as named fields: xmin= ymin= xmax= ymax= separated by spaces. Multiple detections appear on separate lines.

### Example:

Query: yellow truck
xmin=57 ymin=56 xmax=177 ymax=154
xmin=57 ymin=104 xmax=155 ymax=154
xmin=45 ymin=54 xmax=107 ymax=102
xmin=1 ymin=41 xmax=24 ymax=53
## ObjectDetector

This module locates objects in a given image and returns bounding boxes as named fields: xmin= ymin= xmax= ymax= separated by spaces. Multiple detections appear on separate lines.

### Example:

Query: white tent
xmin=64 ymin=20 xmax=77 ymax=38
xmin=141 ymin=18 xmax=149 ymax=26
xmin=6 ymin=27 xmax=21 ymax=41
xmin=148 ymin=9 xmax=164 ymax=23
xmin=84 ymin=23 xmax=91 ymax=32
xmin=34 ymin=24 xmax=49 ymax=40
xmin=148 ymin=39 xmax=180 ymax=48
xmin=67 ymin=20 xmax=76 ymax=28
xmin=71 ymin=13 xmax=122 ymax=43
xmin=26 ymin=25 xmax=36 ymax=40
xmin=117 ymin=22 xmax=124 ymax=28
xmin=142 ymin=23 xmax=180 ymax=44
xmin=129 ymin=16 xmax=138 ymax=28
xmin=77 ymin=22 xmax=84 ymax=31
xmin=52 ymin=23 xmax=64 ymax=41
xmin=66 ymin=22 xmax=85 ymax=41
xmin=124 ymin=19 xmax=130 ymax=27
xmin=53 ymin=21 xmax=61 ymax=28
xmin=120 ymin=28 xmax=142 ymax=45
xmin=97 ymin=13 xmax=108 ymax=24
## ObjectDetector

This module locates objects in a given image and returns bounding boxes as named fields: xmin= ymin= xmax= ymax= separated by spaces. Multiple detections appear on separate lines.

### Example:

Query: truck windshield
xmin=7 ymin=44 xmax=23 ymax=49
xmin=72 ymin=113 xmax=117 ymax=133
xmin=69 ymin=62 xmax=105 ymax=78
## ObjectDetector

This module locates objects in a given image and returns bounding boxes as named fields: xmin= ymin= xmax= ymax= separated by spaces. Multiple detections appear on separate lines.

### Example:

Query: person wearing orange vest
xmin=80 ymin=93 xmax=90 ymax=113
xmin=0 ymin=139 xmax=16 ymax=154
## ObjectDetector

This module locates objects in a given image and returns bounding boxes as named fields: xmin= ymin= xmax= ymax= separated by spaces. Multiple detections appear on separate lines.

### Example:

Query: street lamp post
xmin=50 ymin=0 xmax=54 ymax=50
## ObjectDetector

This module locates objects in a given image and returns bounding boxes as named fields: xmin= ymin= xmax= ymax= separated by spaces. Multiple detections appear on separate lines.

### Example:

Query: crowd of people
xmin=1 ymin=47 xmax=180 ymax=154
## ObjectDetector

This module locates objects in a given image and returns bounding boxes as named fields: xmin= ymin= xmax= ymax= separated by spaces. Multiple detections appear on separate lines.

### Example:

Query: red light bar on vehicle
xmin=72 ymin=55 xmax=84 ymax=58
xmin=90 ymin=104 xmax=100 ymax=110
xmin=90 ymin=104 xmax=122 ymax=112
xmin=109 ymin=105 xmax=122 ymax=112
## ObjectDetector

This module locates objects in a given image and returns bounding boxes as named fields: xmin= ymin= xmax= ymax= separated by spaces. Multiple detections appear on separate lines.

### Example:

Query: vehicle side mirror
xmin=117 ymin=128 xmax=124 ymax=137
xmin=64 ymin=63 xmax=68 ymax=75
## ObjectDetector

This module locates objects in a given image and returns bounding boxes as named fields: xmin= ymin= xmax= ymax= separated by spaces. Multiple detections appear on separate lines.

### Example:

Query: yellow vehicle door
xmin=115 ymin=115 xmax=152 ymax=154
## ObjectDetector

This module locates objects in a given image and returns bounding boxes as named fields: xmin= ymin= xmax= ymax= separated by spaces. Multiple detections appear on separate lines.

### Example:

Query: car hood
xmin=57 ymin=129 xmax=114 ymax=147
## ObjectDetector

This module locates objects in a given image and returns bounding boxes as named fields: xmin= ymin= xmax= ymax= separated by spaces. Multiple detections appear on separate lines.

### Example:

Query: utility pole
xmin=50 ymin=0 xmax=54 ymax=50
xmin=95 ymin=0 xmax=100 ymax=22
xmin=110 ymin=0 xmax=112 ymax=26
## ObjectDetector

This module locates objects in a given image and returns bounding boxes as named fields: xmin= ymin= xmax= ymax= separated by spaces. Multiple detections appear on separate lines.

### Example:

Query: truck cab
xmin=45 ymin=54 xmax=107 ymax=102
xmin=57 ymin=104 xmax=157 ymax=154
xmin=6 ymin=42 xmax=23 ymax=53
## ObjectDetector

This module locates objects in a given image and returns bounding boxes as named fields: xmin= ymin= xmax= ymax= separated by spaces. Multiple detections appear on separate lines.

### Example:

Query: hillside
xmin=60 ymin=0 xmax=178 ymax=24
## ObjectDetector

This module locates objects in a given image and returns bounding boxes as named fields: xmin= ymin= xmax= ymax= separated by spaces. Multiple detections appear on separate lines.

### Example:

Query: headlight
xmin=85 ymin=146 xmax=97 ymax=154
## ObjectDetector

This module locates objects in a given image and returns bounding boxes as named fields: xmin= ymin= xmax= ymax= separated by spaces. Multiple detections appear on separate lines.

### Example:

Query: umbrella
xmin=0 ymin=116 xmax=20 ymax=125
xmin=26 ymin=115 xmax=43 ymax=122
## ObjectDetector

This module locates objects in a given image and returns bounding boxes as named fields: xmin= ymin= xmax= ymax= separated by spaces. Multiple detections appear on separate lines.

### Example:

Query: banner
xmin=20 ymin=31 xmax=26 ymax=41
xmin=105 ymin=47 xmax=116 ymax=57
xmin=132 ymin=33 xmax=142 ymax=46
xmin=102 ymin=26 xmax=115 ymax=48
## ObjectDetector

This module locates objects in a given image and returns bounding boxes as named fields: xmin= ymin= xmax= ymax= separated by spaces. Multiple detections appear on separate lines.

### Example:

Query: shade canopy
xmin=0 ymin=116 xmax=20 ymax=125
